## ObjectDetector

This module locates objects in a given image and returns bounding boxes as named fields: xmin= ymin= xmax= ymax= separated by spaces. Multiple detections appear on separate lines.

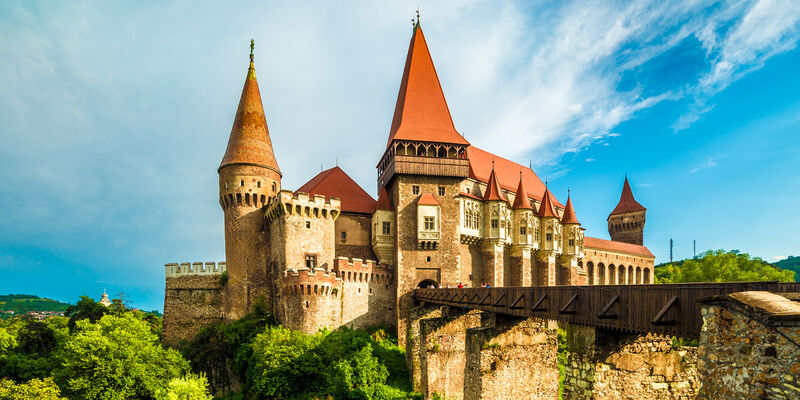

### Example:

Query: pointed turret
xmin=561 ymin=194 xmax=579 ymax=224
xmin=386 ymin=23 xmax=469 ymax=148
xmin=511 ymin=173 xmax=533 ymax=209
xmin=376 ymin=186 xmax=393 ymax=211
xmin=482 ymin=166 xmax=507 ymax=202
xmin=610 ymin=177 xmax=646 ymax=215
xmin=219 ymin=41 xmax=281 ymax=175
xmin=537 ymin=188 xmax=558 ymax=218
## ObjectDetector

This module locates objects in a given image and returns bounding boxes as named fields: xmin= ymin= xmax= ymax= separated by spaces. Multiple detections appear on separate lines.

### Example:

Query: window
xmin=546 ymin=233 xmax=552 ymax=241
xmin=520 ymin=226 xmax=527 ymax=236
xmin=225 ymin=181 xmax=229 ymax=189
xmin=382 ymin=221 xmax=391 ymax=235
xmin=438 ymin=186 xmax=445 ymax=196
xmin=306 ymin=221 xmax=311 ymax=229
xmin=240 ymin=180 xmax=244 ymax=187
xmin=257 ymin=181 xmax=261 ymax=188
xmin=272 ymin=182 xmax=276 ymax=192
xmin=305 ymin=254 xmax=317 ymax=269
xmin=341 ymin=231 xmax=347 ymax=242
xmin=569 ymin=239 xmax=575 ymax=246
xmin=491 ymin=219 xmax=498 ymax=229
xmin=474 ymin=213 xmax=480 ymax=229
xmin=412 ymin=185 xmax=420 ymax=195
xmin=424 ymin=216 xmax=435 ymax=231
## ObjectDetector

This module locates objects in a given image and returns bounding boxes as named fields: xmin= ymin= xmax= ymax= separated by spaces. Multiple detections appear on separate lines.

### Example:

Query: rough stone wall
xmin=335 ymin=213 xmax=376 ymax=260
xmin=458 ymin=243 xmax=483 ymax=287
xmin=220 ymin=164 xmax=275 ymax=321
xmin=392 ymin=176 xmax=463 ymax=345
xmin=419 ymin=308 xmax=482 ymax=399
xmin=464 ymin=315 xmax=559 ymax=400
xmin=535 ymin=252 xmax=557 ymax=286
xmin=480 ymin=242 xmax=504 ymax=288
xmin=607 ymin=210 xmax=645 ymax=246
xmin=338 ymin=258 xmax=396 ymax=329
xmin=562 ymin=324 xmax=699 ymax=400
xmin=280 ymin=269 xmax=341 ymax=332
xmin=163 ymin=275 xmax=224 ymax=346
xmin=697 ymin=292 xmax=800 ymax=400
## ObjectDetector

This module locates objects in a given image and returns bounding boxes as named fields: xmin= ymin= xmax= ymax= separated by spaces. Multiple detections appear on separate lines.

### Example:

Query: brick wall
xmin=163 ymin=275 xmax=224 ymax=346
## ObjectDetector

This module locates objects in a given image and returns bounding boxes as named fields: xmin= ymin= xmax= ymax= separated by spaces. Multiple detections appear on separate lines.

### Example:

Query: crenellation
xmin=165 ymin=261 xmax=227 ymax=277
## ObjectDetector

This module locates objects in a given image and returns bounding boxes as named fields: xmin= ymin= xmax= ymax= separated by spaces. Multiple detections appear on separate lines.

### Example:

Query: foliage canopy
xmin=655 ymin=249 xmax=795 ymax=283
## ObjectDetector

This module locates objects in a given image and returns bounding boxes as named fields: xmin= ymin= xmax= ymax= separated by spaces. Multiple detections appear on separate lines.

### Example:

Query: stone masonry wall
xmin=163 ymin=275 xmax=224 ymax=346
xmin=697 ymin=291 xmax=800 ymax=400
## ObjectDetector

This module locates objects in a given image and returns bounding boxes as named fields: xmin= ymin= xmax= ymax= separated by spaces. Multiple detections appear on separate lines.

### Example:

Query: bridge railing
xmin=413 ymin=282 xmax=800 ymax=338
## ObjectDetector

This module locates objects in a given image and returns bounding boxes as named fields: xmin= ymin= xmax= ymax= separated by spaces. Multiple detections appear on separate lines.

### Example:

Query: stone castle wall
xmin=608 ymin=210 xmax=645 ymax=246
xmin=163 ymin=263 xmax=226 ymax=346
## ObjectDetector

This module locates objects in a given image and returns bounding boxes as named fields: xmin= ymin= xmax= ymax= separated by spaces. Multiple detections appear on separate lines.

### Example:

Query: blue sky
xmin=1 ymin=1 xmax=799 ymax=311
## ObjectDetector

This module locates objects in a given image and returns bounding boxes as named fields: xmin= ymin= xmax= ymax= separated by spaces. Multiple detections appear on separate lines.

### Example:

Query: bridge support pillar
xmin=464 ymin=314 xmax=559 ymax=400
xmin=561 ymin=323 xmax=699 ymax=399
xmin=697 ymin=291 xmax=800 ymax=399
xmin=557 ymin=255 xmax=587 ymax=286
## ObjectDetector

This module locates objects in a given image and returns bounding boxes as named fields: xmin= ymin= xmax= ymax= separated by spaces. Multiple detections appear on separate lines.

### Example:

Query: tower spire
xmin=561 ymin=192 xmax=579 ymax=224
xmin=610 ymin=176 xmax=645 ymax=215
xmin=537 ymin=187 xmax=557 ymax=218
xmin=219 ymin=40 xmax=281 ymax=175
xmin=511 ymin=171 xmax=533 ymax=210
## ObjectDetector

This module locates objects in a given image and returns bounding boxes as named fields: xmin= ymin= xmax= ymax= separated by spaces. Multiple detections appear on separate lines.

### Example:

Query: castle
xmin=162 ymin=24 xmax=655 ymax=346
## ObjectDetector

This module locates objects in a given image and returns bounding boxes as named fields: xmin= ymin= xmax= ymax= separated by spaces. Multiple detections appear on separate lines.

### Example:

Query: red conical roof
xmin=376 ymin=186 xmax=393 ymax=211
xmin=296 ymin=167 xmax=376 ymax=214
xmin=482 ymin=167 xmax=508 ymax=202
xmin=537 ymin=187 xmax=558 ymax=218
xmin=511 ymin=173 xmax=533 ymax=210
xmin=219 ymin=49 xmax=281 ymax=175
xmin=561 ymin=195 xmax=579 ymax=224
xmin=386 ymin=24 xmax=469 ymax=148
xmin=610 ymin=177 xmax=646 ymax=215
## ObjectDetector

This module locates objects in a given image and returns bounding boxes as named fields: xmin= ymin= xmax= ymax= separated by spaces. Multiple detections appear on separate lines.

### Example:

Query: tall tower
xmin=607 ymin=177 xmax=646 ymax=245
xmin=218 ymin=41 xmax=281 ymax=320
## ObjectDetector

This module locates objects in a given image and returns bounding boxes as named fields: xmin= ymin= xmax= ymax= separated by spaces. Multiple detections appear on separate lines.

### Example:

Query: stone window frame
xmin=423 ymin=216 xmax=435 ymax=231
xmin=412 ymin=185 xmax=420 ymax=195
xmin=438 ymin=186 xmax=445 ymax=196
xmin=305 ymin=254 xmax=317 ymax=269
xmin=341 ymin=231 xmax=347 ymax=243
xmin=491 ymin=219 xmax=499 ymax=229
xmin=382 ymin=221 xmax=391 ymax=235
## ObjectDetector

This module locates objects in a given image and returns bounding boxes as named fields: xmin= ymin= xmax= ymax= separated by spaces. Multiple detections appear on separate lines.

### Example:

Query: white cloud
xmin=585 ymin=158 xmax=596 ymax=162
xmin=690 ymin=158 xmax=718 ymax=173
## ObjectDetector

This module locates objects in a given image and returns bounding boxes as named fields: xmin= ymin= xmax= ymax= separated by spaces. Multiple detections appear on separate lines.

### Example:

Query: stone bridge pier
xmin=408 ymin=289 xmax=800 ymax=400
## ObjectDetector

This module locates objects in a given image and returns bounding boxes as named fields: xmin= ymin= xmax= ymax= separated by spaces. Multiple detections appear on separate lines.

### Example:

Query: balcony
xmin=379 ymin=155 xmax=470 ymax=187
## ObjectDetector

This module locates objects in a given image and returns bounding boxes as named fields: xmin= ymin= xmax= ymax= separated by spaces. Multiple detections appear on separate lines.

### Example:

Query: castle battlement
xmin=281 ymin=267 xmax=341 ymax=296
xmin=266 ymin=190 xmax=341 ymax=222
xmin=334 ymin=257 xmax=394 ymax=284
xmin=165 ymin=261 xmax=226 ymax=278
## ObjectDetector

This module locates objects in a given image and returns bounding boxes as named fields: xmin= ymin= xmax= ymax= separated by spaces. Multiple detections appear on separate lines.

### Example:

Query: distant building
xmin=99 ymin=289 xmax=112 ymax=307
xmin=163 ymin=23 xmax=654 ymax=345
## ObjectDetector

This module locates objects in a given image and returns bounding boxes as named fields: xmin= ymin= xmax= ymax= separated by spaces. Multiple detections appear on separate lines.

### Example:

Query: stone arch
xmin=598 ymin=263 xmax=606 ymax=285
xmin=628 ymin=265 xmax=634 ymax=284
xmin=417 ymin=279 xmax=439 ymax=289
xmin=608 ymin=264 xmax=616 ymax=284
xmin=636 ymin=266 xmax=642 ymax=284
xmin=618 ymin=265 xmax=626 ymax=285
xmin=587 ymin=261 xmax=595 ymax=285
xmin=643 ymin=267 xmax=651 ymax=284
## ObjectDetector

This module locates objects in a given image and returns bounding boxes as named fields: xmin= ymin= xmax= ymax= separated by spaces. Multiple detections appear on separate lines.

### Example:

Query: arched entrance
xmin=417 ymin=279 xmax=440 ymax=289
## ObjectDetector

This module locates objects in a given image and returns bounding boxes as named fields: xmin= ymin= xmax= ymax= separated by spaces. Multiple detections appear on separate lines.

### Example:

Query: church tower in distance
xmin=607 ymin=177 xmax=646 ymax=245
xmin=218 ymin=41 xmax=281 ymax=320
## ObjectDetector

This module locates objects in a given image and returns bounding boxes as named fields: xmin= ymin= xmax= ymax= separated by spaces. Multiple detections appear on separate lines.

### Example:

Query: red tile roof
xmin=610 ymin=177 xmax=646 ymax=215
xmin=537 ymin=188 xmax=558 ymax=218
xmin=482 ymin=167 xmax=508 ymax=202
xmin=219 ymin=55 xmax=281 ymax=174
xmin=417 ymin=193 xmax=441 ymax=205
xmin=376 ymin=186 xmax=393 ymax=211
xmin=295 ymin=167 xmax=376 ymax=214
xmin=511 ymin=174 xmax=533 ymax=210
xmin=561 ymin=195 xmax=579 ymax=224
xmin=458 ymin=191 xmax=482 ymax=200
xmin=466 ymin=146 xmax=563 ymax=208
xmin=584 ymin=236 xmax=654 ymax=257
xmin=386 ymin=25 xmax=470 ymax=148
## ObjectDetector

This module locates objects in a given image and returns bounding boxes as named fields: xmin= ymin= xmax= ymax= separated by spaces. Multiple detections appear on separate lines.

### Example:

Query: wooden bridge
xmin=413 ymin=281 xmax=800 ymax=338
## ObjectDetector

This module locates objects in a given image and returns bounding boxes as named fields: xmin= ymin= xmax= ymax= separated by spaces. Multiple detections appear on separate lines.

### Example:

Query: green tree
xmin=0 ymin=377 xmax=66 ymax=400
xmin=156 ymin=373 xmax=213 ymax=400
xmin=0 ymin=327 xmax=16 ymax=353
xmin=656 ymin=249 xmax=795 ymax=283
xmin=64 ymin=296 xmax=107 ymax=331
xmin=53 ymin=313 xmax=190 ymax=400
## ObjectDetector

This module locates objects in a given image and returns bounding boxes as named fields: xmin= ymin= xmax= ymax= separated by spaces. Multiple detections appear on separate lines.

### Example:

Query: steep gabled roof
xmin=219 ymin=48 xmax=281 ymax=174
xmin=610 ymin=177 xmax=646 ymax=215
xmin=386 ymin=24 xmax=469 ymax=148
xmin=561 ymin=195 xmax=579 ymax=224
xmin=295 ymin=167 xmax=376 ymax=214
xmin=584 ymin=237 xmax=654 ymax=257
xmin=376 ymin=186 xmax=393 ymax=211
xmin=466 ymin=146 xmax=563 ymax=208
xmin=418 ymin=193 xmax=441 ymax=205
xmin=511 ymin=174 xmax=533 ymax=210
xmin=537 ymin=187 xmax=558 ymax=218
xmin=482 ymin=167 xmax=508 ymax=202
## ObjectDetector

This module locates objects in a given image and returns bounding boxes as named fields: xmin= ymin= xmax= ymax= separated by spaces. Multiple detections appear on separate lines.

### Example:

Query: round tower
xmin=607 ymin=177 xmax=646 ymax=245
xmin=218 ymin=41 xmax=281 ymax=320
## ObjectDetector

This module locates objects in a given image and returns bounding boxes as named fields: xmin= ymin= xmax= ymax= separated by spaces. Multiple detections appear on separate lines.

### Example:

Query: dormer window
xmin=382 ymin=221 xmax=391 ymax=235
xmin=424 ymin=216 xmax=435 ymax=231
xmin=491 ymin=219 xmax=499 ymax=229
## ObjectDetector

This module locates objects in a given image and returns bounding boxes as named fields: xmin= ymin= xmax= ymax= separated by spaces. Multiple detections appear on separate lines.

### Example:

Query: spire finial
xmin=416 ymin=7 xmax=420 ymax=25
xmin=491 ymin=159 xmax=495 ymax=171
xmin=568 ymin=188 xmax=571 ymax=197
xmin=250 ymin=39 xmax=254 ymax=62
xmin=545 ymin=179 xmax=548 ymax=188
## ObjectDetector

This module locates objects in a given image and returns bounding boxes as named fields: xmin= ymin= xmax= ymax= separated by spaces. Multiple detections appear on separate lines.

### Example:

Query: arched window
xmin=598 ymin=263 xmax=606 ymax=285
xmin=587 ymin=262 xmax=595 ymax=285
xmin=643 ymin=268 xmax=651 ymax=284
xmin=609 ymin=264 xmax=616 ymax=284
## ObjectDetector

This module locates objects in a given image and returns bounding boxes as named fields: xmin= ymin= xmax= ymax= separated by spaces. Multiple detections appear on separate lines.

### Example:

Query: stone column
xmin=697 ymin=291 xmax=800 ymax=400
xmin=561 ymin=323 xmax=700 ymax=399
xmin=465 ymin=314 xmax=559 ymax=400
xmin=535 ymin=251 xmax=557 ymax=286
xmin=557 ymin=255 xmax=586 ymax=286
xmin=510 ymin=245 xmax=533 ymax=287
xmin=481 ymin=242 xmax=505 ymax=287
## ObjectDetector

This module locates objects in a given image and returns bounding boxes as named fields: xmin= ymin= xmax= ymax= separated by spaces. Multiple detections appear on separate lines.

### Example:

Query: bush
xmin=0 ymin=377 xmax=66 ymax=400
xmin=156 ymin=373 xmax=213 ymax=400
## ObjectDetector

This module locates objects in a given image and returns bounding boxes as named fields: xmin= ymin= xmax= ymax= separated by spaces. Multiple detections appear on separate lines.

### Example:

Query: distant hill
xmin=0 ymin=294 xmax=71 ymax=319
xmin=775 ymin=256 xmax=800 ymax=282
